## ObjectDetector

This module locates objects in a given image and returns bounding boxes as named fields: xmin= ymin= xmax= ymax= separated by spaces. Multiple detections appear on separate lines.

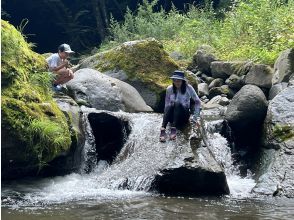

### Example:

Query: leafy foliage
xmin=104 ymin=0 xmax=294 ymax=65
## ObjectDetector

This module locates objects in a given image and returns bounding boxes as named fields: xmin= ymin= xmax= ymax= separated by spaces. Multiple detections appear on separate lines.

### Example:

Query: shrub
xmin=103 ymin=0 xmax=294 ymax=65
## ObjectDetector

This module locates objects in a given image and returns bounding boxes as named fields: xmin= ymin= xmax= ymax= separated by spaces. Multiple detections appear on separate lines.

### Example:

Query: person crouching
xmin=160 ymin=70 xmax=201 ymax=142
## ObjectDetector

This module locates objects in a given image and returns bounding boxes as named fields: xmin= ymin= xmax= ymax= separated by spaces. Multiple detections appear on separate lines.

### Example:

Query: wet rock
xmin=245 ymin=64 xmax=274 ymax=89
xmin=41 ymin=95 xmax=85 ymax=176
xmin=152 ymin=148 xmax=230 ymax=196
xmin=272 ymin=48 xmax=294 ymax=85
xmin=89 ymin=111 xmax=229 ymax=196
xmin=253 ymin=86 xmax=294 ymax=197
xmin=225 ymin=85 xmax=268 ymax=147
xmin=66 ymin=68 xmax=153 ymax=112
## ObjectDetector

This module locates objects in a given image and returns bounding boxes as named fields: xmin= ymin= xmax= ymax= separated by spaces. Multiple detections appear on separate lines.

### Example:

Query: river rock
xmin=211 ymin=61 xmax=253 ymax=79
xmin=225 ymin=85 xmax=268 ymax=147
xmin=66 ymin=68 xmax=153 ymax=112
xmin=190 ymin=45 xmax=217 ymax=75
xmin=40 ymin=95 xmax=85 ymax=176
xmin=207 ymin=95 xmax=230 ymax=106
xmin=253 ymin=86 xmax=294 ymax=197
xmin=209 ymin=85 xmax=235 ymax=99
xmin=225 ymin=74 xmax=243 ymax=90
xmin=209 ymin=78 xmax=224 ymax=89
xmin=268 ymin=82 xmax=288 ymax=100
xmin=245 ymin=64 xmax=274 ymax=89
xmin=272 ymin=48 xmax=294 ymax=85
xmin=198 ymin=83 xmax=209 ymax=97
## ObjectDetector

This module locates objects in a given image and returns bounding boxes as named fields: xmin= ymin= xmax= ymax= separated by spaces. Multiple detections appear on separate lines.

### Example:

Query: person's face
xmin=59 ymin=51 xmax=69 ymax=59
xmin=173 ymin=79 xmax=183 ymax=89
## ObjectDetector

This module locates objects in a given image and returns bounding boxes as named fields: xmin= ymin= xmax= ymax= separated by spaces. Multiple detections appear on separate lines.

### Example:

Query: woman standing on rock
xmin=160 ymin=70 xmax=201 ymax=142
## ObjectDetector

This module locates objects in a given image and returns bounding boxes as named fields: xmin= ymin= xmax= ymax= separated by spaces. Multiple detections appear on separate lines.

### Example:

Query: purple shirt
xmin=164 ymin=84 xmax=201 ymax=116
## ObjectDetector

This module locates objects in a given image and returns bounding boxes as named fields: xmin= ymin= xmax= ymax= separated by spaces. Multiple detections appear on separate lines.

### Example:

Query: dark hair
xmin=173 ymin=80 xmax=187 ymax=95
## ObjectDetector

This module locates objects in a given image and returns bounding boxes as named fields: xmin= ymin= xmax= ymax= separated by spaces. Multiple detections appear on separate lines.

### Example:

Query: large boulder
xmin=1 ymin=20 xmax=72 ymax=179
xmin=272 ymin=48 xmax=294 ymax=85
xmin=211 ymin=61 xmax=253 ymax=79
xmin=245 ymin=64 xmax=274 ymax=89
xmin=77 ymin=39 xmax=195 ymax=112
xmin=66 ymin=68 xmax=153 ymax=112
xmin=253 ymin=86 xmax=294 ymax=197
xmin=225 ymin=85 xmax=268 ymax=147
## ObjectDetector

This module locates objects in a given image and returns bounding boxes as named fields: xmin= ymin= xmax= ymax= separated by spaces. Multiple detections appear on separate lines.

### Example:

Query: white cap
xmin=58 ymin=43 xmax=75 ymax=53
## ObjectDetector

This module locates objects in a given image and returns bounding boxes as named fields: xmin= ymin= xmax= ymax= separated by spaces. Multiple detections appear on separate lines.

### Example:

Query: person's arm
xmin=50 ymin=60 xmax=69 ymax=72
xmin=164 ymin=86 xmax=173 ymax=113
xmin=188 ymin=85 xmax=201 ymax=121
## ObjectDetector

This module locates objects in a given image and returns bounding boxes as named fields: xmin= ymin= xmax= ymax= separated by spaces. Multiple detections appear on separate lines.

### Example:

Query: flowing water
xmin=2 ymin=110 xmax=294 ymax=219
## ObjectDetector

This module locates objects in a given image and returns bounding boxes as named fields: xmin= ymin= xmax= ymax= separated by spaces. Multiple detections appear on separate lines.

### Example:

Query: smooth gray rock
xmin=207 ymin=95 xmax=230 ymax=106
xmin=272 ymin=48 xmax=294 ymax=85
xmin=198 ymin=83 xmax=209 ymax=97
xmin=253 ymin=86 xmax=294 ymax=197
xmin=268 ymin=82 xmax=288 ymax=100
xmin=245 ymin=64 xmax=274 ymax=89
xmin=66 ymin=68 xmax=153 ymax=112
xmin=225 ymin=85 xmax=268 ymax=144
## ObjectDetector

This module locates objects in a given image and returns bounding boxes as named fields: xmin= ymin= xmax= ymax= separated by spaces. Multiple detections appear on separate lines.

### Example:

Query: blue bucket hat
xmin=170 ymin=70 xmax=187 ymax=81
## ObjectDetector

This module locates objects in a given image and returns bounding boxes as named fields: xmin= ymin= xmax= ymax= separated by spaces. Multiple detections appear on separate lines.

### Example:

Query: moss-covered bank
xmin=1 ymin=20 xmax=71 ymax=178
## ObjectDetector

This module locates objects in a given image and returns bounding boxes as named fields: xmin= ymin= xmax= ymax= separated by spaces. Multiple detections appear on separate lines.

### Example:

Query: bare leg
xmin=54 ymin=68 xmax=74 ymax=85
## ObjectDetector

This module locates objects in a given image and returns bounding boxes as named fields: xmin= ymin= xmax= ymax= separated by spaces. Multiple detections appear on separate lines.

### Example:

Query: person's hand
xmin=63 ymin=59 xmax=69 ymax=68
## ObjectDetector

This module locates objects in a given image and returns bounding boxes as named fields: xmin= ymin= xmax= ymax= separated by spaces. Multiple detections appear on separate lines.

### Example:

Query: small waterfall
xmin=80 ymin=110 xmax=97 ymax=173
xmin=203 ymin=119 xmax=256 ymax=198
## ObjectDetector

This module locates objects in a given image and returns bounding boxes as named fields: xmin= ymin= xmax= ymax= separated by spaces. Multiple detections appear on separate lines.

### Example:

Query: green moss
xmin=95 ymin=39 xmax=179 ymax=91
xmin=1 ymin=20 xmax=71 ymax=169
xmin=272 ymin=124 xmax=294 ymax=142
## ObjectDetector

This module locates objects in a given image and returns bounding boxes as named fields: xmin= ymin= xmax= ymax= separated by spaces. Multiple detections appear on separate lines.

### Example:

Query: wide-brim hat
xmin=170 ymin=70 xmax=187 ymax=81
xmin=58 ymin=43 xmax=75 ymax=53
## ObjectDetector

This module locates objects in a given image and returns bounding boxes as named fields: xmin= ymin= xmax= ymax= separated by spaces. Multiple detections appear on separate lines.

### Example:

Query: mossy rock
xmin=78 ymin=39 xmax=198 ymax=112
xmin=1 ymin=20 xmax=72 ymax=179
